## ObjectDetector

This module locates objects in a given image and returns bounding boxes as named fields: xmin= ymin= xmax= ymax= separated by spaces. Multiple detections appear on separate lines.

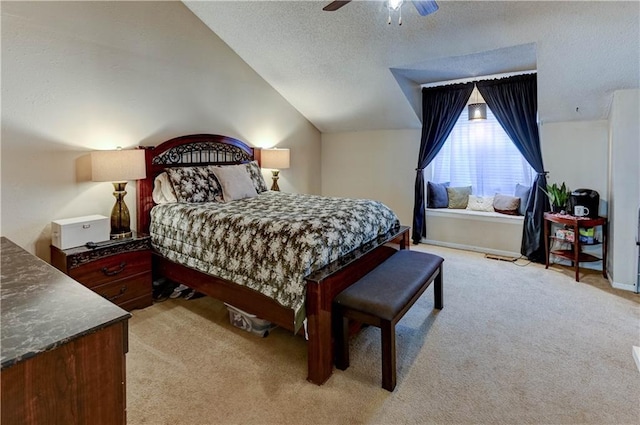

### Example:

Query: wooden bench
xmin=333 ymin=250 xmax=444 ymax=391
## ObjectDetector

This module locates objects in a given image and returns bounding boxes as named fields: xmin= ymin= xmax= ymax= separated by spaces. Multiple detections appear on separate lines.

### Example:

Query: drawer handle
xmin=102 ymin=262 xmax=127 ymax=276
xmin=105 ymin=285 xmax=128 ymax=302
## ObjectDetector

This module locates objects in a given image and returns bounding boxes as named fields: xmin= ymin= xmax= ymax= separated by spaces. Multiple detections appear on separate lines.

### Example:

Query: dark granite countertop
xmin=1 ymin=237 xmax=131 ymax=370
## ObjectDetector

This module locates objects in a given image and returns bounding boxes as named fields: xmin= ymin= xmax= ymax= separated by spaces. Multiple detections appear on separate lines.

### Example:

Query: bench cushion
xmin=334 ymin=250 xmax=443 ymax=321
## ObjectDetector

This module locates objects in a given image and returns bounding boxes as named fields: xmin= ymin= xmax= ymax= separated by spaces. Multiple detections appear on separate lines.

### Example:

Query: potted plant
xmin=542 ymin=182 xmax=570 ymax=213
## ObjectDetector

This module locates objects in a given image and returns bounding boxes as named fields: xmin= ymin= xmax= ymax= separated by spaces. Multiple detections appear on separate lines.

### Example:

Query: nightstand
xmin=51 ymin=233 xmax=152 ymax=311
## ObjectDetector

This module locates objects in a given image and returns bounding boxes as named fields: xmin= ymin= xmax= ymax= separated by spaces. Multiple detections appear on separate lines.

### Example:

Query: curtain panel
xmin=412 ymin=82 xmax=474 ymax=244
xmin=477 ymin=74 xmax=549 ymax=262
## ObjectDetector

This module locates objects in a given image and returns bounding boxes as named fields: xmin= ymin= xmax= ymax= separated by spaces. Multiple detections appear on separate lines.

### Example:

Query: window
xmin=430 ymin=103 xmax=534 ymax=196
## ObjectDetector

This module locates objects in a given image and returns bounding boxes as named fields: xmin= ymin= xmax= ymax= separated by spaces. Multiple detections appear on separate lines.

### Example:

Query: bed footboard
xmin=304 ymin=225 xmax=410 ymax=385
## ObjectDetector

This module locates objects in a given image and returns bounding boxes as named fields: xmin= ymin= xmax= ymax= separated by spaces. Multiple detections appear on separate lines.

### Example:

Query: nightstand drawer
xmin=93 ymin=272 xmax=151 ymax=306
xmin=69 ymin=250 xmax=151 ymax=288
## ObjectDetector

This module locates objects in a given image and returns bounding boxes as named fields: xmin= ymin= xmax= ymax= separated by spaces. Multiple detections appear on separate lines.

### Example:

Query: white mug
xmin=574 ymin=205 xmax=590 ymax=217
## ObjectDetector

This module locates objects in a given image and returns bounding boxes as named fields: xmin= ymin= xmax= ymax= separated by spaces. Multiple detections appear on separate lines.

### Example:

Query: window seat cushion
xmin=426 ymin=207 xmax=524 ymax=223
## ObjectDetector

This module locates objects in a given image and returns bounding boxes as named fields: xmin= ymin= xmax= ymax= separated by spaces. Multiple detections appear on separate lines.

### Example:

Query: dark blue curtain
xmin=412 ymin=82 xmax=474 ymax=244
xmin=477 ymin=74 xmax=549 ymax=262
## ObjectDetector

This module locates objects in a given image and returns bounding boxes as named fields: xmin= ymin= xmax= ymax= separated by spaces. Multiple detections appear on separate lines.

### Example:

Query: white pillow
xmin=212 ymin=165 xmax=258 ymax=202
xmin=152 ymin=172 xmax=178 ymax=204
xmin=466 ymin=195 xmax=495 ymax=212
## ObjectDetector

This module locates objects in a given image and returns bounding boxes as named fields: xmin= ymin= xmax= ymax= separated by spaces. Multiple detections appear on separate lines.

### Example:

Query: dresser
xmin=50 ymin=232 xmax=153 ymax=311
xmin=1 ymin=237 xmax=131 ymax=425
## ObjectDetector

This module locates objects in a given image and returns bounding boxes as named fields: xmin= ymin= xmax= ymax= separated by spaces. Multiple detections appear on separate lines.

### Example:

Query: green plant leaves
xmin=542 ymin=182 xmax=570 ymax=207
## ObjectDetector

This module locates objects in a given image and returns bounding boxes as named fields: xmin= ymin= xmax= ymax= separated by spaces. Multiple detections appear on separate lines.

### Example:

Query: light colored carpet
xmin=126 ymin=245 xmax=640 ymax=425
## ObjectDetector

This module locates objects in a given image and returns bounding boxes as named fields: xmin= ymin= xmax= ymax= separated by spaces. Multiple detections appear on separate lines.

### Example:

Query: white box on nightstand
xmin=51 ymin=215 xmax=110 ymax=249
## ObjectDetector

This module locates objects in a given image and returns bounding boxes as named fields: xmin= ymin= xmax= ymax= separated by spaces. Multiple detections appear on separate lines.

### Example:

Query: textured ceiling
xmin=185 ymin=1 xmax=640 ymax=133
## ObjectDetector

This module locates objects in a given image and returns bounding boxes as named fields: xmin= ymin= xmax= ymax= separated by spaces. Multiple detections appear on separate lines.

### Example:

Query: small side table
xmin=544 ymin=213 xmax=608 ymax=282
xmin=51 ymin=233 xmax=152 ymax=311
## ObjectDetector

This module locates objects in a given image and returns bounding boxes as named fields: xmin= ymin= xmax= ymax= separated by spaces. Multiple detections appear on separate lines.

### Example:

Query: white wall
xmin=321 ymin=130 xmax=421 ymax=227
xmin=607 ymin=89 xmax=640 ymax=291
xmin=540 ymin=120 xmax=609 ymax=214
xmin=1 ymin=1 xmax=321 ymax=260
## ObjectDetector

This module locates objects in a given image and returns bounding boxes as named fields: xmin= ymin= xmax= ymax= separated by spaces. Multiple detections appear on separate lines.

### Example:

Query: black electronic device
xmin=84 ymin=238 xmax=128 ymax=249
xmin=569 ymin=189 xmax=599 ymax=218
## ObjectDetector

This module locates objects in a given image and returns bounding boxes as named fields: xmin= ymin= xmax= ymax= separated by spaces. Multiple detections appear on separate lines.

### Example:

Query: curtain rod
xmin=420 ymin=70 xmax=537 ymax=88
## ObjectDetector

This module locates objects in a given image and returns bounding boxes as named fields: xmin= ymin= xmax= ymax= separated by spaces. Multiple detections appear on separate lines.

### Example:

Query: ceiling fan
xmin=323 ymin=0 xmax=439 ymax=17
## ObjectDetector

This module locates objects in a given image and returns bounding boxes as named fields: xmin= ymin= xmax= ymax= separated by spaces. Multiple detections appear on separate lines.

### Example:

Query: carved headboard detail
xmin=151 ymin=141 xmax=253 ymax=166
xmin=136 ymin=134 xmax=261 ymax=234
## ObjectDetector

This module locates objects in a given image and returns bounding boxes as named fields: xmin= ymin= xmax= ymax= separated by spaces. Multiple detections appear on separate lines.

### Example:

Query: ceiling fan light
xmin=468 ymin=103 xmax=487 ymax=121
xmin=389 ymin=0 xmax=404 ymax=11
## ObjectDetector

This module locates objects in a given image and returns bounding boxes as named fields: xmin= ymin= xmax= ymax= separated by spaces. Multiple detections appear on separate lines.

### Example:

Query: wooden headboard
xmin=136 ymin=134 xmax=261 ymax=234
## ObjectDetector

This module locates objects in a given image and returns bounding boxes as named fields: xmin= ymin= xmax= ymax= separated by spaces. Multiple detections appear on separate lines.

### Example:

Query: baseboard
xmin=609 ymin=279 xmax=638 ymax=293
xmin=633 ymin=346 xmax=640 ymax=373
xmin=423 ymin=239 xmax=521 ymax=259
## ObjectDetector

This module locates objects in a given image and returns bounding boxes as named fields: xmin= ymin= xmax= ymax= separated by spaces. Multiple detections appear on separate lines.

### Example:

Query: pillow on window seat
xmin=493 ymin=194 xmax=520 ymax=215
xmin=466 ymin=195 xmax=495 ymax=212
xmin=447 ymin=186 xmax=472 ymax=209
xmin=427 ymin=181 xmax=449 ymax=208
xmin=515 ymin=183 xmax=531 ymax=216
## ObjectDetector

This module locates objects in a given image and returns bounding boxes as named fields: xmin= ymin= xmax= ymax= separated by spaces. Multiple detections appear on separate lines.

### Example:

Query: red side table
xmin=544 ymin=212 xmax=607 ymax=282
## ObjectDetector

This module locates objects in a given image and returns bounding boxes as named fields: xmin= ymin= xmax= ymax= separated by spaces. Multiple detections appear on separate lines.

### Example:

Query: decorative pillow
xmin=493 ymin=194 xmax=521 ymax=215
xmin=466 ymin=195 xmax=495 ymax=212
xmin=427 ymin=181 xmax=449 ymax=208
xmin=166 ymin=166 xmax=223 ymax=203
xmin=152 ymin=172 xmax=178 ymax=204
xmin=245 ymin=160 xmax=269 ymax=193
xmin=212 ymin=165 xmax=258 ymax=202
xmin=447 ymin=186 xmax=472 ymax=209
xmin=515 ymin=183 xmax=531 ymax=216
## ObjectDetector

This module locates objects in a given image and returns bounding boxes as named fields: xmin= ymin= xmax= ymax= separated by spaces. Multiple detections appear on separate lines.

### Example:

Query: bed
xmin=136 ymin=134 xmax=410 ymax=385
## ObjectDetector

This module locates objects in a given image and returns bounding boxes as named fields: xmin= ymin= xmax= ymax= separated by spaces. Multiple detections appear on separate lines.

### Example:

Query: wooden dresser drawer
xmin=69 ymin=250 xmax=151 ymax=288
xmin=50 ymin=233 xmax=153 ymax=311
xmin=93 ymin=272 xmax=151 ymax=306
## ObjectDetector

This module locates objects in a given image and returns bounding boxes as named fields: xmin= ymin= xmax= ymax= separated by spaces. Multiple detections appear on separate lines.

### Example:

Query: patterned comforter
xmin=150 ymin=191 xmax=399 ymax=328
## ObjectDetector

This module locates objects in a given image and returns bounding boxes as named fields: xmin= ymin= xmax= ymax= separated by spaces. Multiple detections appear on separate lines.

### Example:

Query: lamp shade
xmin=468 ymin=103 xmax=487 ymax=121
xmin=261 ymin=148 xmax=290 ymax=170
xmin=91 ymin=149 xmax=146 ymax=182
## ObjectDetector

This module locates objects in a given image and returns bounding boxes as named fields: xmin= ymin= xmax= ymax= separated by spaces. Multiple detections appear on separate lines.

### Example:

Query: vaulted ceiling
xmin=185 ymin=1 xmax=639 ymax=133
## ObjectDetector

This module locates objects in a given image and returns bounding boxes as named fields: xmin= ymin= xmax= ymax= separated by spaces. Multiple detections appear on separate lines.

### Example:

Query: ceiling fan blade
xmin=323 ymin=1 xmax=352 ymax=12
xmin=413 ymin=0 xmax=439 ymax=16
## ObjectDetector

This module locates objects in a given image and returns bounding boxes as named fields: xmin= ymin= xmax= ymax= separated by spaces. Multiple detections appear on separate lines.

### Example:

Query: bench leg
xmin=334 ymin=312 xmax=350 ymax=371
xmin=434 ymin=266 xmax=443 ymax=310
xmin=381 ymin=320 xmax=396 ymax=391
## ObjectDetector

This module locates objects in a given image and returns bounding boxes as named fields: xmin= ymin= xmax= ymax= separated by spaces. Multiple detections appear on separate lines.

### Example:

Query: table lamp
xmin=261 ymin=148 xmax=290 ymax=191
xmin=91 ymin=148 xmax=146 ymax=239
